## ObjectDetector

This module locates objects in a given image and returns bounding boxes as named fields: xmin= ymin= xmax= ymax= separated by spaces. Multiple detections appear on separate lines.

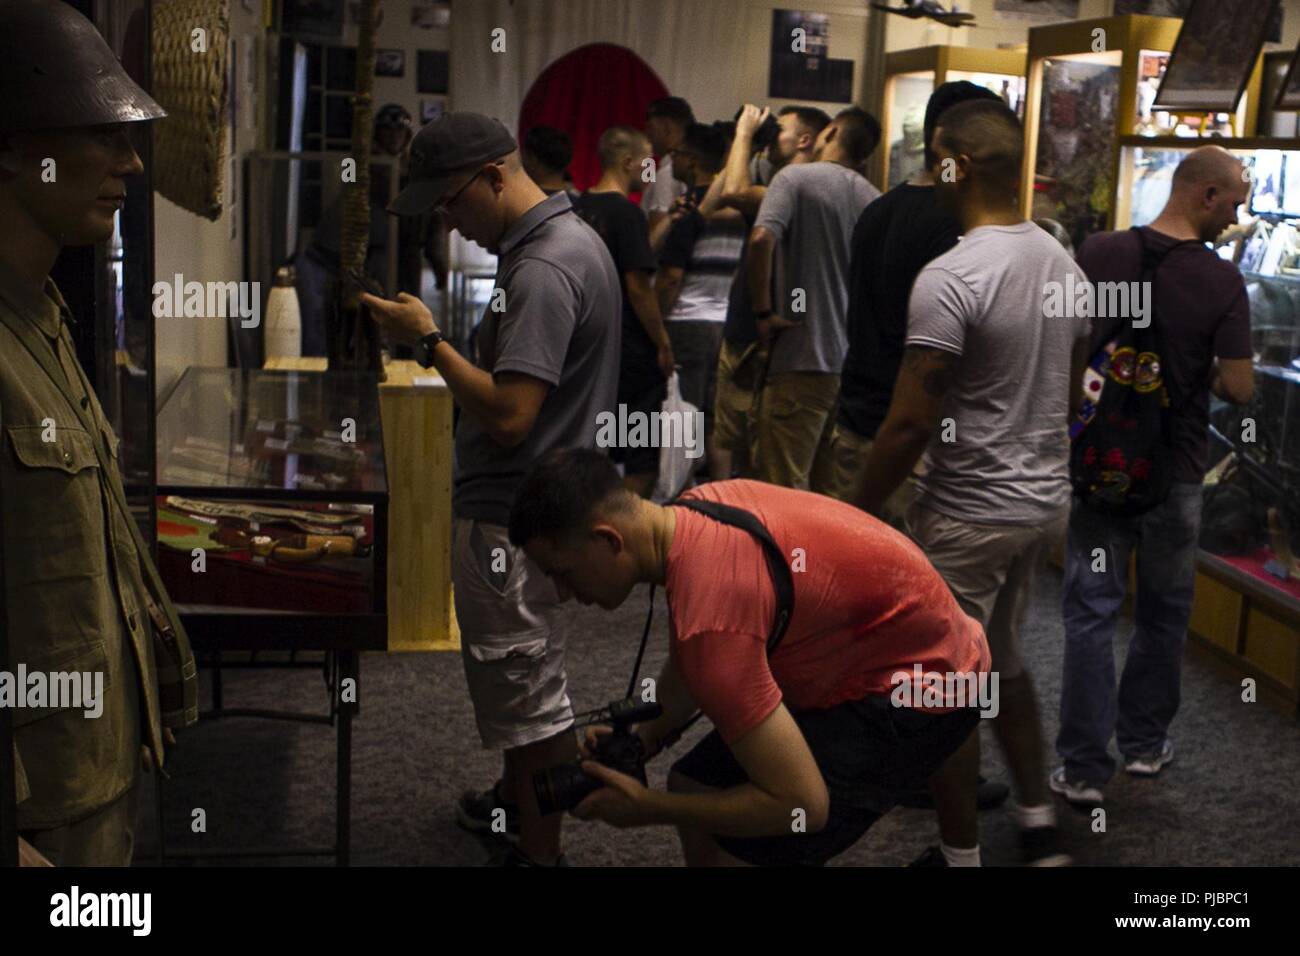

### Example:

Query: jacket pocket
xmin=4 ymin=424 xmax=114 ymax=681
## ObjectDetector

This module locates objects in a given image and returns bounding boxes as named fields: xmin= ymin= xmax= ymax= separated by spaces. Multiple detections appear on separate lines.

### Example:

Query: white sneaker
xmin=1125 ymin=739 xmax=1175 ymax=776
xmin=1049 ymin=767 xmax=1104 ymax=806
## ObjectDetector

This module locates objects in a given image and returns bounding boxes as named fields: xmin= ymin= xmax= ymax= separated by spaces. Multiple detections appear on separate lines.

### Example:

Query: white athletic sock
xmin=1012 ymin=800 xmax=1057 ymax=830
xmin=940 ymin=842 xmax=981 ymax=867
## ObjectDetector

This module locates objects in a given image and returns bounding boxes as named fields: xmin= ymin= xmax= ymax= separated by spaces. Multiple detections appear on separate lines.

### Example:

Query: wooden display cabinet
xmin=1019 ymin=14 xmax=1264 ymax=246
xmin=875 ymin=45 xmax=1026 ymax=190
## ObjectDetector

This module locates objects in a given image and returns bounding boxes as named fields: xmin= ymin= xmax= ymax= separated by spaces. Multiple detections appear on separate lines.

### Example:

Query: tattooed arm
xmin=856 ymin=346 xmax=958 ymax=516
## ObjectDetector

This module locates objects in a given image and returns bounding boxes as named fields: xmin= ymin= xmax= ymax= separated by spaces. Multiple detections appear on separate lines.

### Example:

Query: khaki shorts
xmin=752 ymin=370 xmax=840 ymax=491
xmin=906 ymin=501 xmax=1068 ymax=682
xmin=713 ymin=339 xmax=764 ymax=465
xmin=452 ymin=518 xmax=572 ymax=750
xmin=818 ymin=422 xmax=916 ymax=527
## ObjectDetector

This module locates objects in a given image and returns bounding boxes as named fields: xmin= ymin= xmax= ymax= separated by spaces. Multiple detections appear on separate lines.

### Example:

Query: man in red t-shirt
xmin=508 ymin=449 xmax=991 ymax=865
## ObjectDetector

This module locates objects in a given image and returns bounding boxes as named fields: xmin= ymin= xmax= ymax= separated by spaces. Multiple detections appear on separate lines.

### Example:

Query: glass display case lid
xmin=157 ymin=367 xmax=388 ymax=499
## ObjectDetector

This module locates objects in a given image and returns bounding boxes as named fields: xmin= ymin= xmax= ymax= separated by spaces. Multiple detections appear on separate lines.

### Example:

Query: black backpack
xmin=1069 ymin=228 xmax=1201 ymax=517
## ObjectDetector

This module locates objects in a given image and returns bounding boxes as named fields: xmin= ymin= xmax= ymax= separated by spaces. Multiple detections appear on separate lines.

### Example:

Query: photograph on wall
xmin=1153 ymin=0 xmax=1278 ymax=112
xmin=1115 ymin=0 xmax=1282 ymax=43
xmin=282 ymin=0 xmax=345 ymax=39
xmin=768 ymin=9 xmax=854 ymax=103
xmin=411 ymin=1 xmax=450 ymax=29
xmin=994 ymin=0 xmax=1080 ymax=21
xmin=417 ymin=49 xmax=450 ymax=94
xmin=376 ymin=49 xmax=405 ymax=78
xmin=420 ymin=98 xmax=446 ymax=125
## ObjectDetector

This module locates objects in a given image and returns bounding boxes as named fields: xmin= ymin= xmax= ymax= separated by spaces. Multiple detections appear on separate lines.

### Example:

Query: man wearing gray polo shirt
xmin=367 ymin=112 xmax=620 ymax=866
xmin=747 ymin=106 xmax=881 ymax=490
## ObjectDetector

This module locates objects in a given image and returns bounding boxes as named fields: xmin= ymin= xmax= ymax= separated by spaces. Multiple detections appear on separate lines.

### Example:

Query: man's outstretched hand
xmin=362 ymin=291 xmax=437 ymax=345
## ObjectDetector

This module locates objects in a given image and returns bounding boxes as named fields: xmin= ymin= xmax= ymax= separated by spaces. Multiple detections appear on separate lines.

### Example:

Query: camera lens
xmin=533 ymin=762 xmax=602 ymax=816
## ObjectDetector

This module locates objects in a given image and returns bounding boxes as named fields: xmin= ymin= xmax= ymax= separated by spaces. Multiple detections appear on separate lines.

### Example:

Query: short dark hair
xmin=597 ymin=125 xmax=650 ymax=169
xmin=832 ymin=106 xmax=881 ymax=167
xmin=933 ymin=98 xmax=1023 ymax=189
xmin=647 ymin=96 xmax=694 ymax=127
xmin=681 ymin=122 xmax=728 ymax=173
xmin=522 ymin=126 xmax=573 ymax=174
xmin=508 ymin=449 xmax=632 ymax=547
xmin=778 ymin=105 xmax=832 ymax=139
xmin=924 ymin=81 xmax=1004 ymax=169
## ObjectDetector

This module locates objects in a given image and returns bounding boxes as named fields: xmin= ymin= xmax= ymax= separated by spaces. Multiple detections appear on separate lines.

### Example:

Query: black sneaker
xmin=1020 ymin=826 xmax=1072 ymax=867
xmin=485 ymin=845 xmax=571 ymax=867
xmin=456 ymin=781 xmax=520 ymax=842
xmin=897 ymin=776 xmax=1011 ymax=811
xmin=907 ymin=845 xmax=950 ymax=867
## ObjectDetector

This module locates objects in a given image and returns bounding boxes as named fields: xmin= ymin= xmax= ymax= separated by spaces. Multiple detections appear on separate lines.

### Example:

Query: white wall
xmin=451 ymin=0 xmax=877 ymax=132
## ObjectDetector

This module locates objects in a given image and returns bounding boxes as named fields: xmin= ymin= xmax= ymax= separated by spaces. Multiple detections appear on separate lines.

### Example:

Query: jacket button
xmin=63 ymin=451 xmax=72 ymax=464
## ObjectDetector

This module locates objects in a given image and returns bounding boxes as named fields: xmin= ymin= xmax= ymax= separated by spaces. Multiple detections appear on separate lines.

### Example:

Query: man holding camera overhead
xmin=702 ymin=103 xmax=829 ymax=479
xmin=507 ymin=449 xmax=989 ymax=866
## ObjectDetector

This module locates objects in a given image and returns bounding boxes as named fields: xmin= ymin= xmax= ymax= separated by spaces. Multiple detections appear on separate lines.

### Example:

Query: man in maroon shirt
xmin=1054 ymin=146 xmax=1254 ymax=807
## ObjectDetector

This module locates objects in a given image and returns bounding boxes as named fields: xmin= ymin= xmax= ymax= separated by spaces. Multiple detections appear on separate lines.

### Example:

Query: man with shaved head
xmin=1053 ymin=144 xmax=1254 ymax=808
xmin=859 ymin=98 xmax=1090 ymax=866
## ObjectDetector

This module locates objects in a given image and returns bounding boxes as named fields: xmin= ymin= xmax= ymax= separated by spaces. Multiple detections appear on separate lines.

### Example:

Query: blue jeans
xmin=1057 ymin=482 xmax=1203 ymax=785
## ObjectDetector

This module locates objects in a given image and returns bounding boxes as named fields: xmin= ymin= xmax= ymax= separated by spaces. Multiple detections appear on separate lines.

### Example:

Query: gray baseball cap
xmin=388 ymin=112 xmax=518 ymax=216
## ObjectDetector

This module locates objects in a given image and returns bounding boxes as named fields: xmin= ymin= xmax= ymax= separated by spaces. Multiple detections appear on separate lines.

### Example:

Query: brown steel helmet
xmin=0 ymin=0 xmax=165 ymax=132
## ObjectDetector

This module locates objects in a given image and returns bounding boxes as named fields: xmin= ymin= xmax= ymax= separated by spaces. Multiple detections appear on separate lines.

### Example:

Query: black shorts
xmin=669 ymin=697 xmax=980 ymax=866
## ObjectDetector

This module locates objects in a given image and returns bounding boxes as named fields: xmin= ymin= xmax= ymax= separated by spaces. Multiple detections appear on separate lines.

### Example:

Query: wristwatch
xmin=416 ymin=328 xmax=445 ymax=368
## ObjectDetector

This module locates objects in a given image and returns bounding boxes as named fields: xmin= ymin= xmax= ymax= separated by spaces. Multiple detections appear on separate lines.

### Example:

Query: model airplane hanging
xmin=871 ymin=0 xmax=977 ymax=28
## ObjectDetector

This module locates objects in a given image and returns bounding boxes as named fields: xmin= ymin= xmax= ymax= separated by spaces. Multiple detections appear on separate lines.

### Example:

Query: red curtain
xmin=518 ymin=43 xmax=669 ymax=193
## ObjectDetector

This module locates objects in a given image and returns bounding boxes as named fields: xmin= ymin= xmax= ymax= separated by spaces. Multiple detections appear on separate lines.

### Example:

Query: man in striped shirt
xmin=656 ymin=123 xmax=748 ymax=478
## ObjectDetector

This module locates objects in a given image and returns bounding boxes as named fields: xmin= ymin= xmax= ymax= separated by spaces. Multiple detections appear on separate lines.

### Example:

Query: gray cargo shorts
xmin=452 ymin=518 xmax=574 ymax=750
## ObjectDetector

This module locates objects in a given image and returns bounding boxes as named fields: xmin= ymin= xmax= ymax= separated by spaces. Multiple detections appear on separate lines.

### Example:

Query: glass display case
xmin=1021 ymin=14 xmax=1264 ymax=250
xmin=1114 ymin=135 xmax=1300 ymax=704
xmin=876 ymin=45 xmax=1026 ymax=190
xmin=1118 ymin=136 xmax=1300 ymax=610
xmin=155 ymin=366 xmax=388 ymax=649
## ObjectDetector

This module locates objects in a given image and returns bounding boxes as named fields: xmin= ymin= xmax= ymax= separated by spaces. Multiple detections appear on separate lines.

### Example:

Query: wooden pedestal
xmin=264 ymin=356 xmax=458 ymax=651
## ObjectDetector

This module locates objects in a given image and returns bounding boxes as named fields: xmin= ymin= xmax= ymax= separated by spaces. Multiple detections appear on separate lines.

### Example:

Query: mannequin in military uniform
xmin=0 ymin=0 xmax=197 ymax=866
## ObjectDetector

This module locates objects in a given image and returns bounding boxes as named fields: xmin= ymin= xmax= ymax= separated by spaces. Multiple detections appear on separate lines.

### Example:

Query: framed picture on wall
xmin=417 ymin=49 xmax=450 ymax=94
xmin=376 ymin=49 xmax=405 ymax=78
xmin=1114 ymin=0 xmax=1282 ymax=44
xmin=994 ymin=0 xmax=1080 ymax=20
xmin=768 ymin=9 xmax=854 ymax=103
xmin=1152 ymin=0 xmax=1278 ymax=112
xmin=420 ymin=99 xmax=446 ymax=125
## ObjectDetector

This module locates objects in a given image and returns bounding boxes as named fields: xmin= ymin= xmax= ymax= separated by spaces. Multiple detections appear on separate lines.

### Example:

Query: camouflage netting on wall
xmin=152 ymin=0 xmax=230 ymax=221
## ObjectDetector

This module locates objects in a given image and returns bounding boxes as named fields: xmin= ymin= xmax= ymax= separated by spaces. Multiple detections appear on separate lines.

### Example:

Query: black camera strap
xmin=627 ymin=496 xmax=795 ymax=749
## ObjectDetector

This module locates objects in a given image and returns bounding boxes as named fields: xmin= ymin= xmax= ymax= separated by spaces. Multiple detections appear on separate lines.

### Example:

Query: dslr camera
xmin=533 ymin=698 xmax=662 ymax=816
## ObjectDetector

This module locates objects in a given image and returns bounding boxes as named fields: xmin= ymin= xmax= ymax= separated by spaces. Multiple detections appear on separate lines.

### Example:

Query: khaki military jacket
xmin=0 ymin=260 xmax=197 ymax=828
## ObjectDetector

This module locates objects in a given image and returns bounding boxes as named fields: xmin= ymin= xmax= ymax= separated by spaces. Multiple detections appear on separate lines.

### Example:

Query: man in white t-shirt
xmin=643 ymin=96 xmax=692 ymax=250
xmin=858 ymin=99 xmax=1092 ymax=867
